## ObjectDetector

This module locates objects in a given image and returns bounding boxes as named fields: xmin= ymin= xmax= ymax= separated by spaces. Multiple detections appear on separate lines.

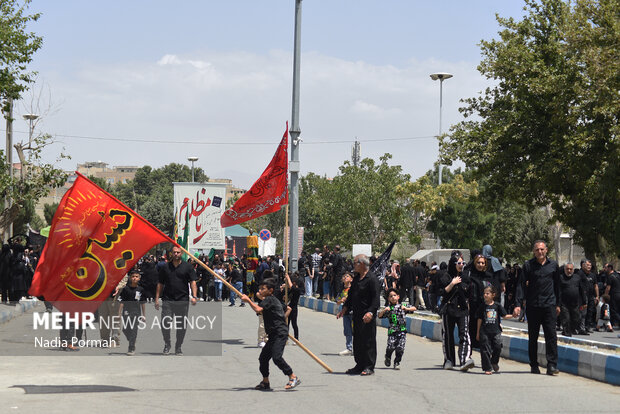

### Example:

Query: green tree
xmin=442 ymin=0 xmax=620 ymax=259
xmin=0 ymin=1 xmax=66 ymax=235
xmin=0 ymin=0 xmax=42 ymax=110
xmin=294 ymin=154 xmax=413 ymax=250
xmin=43 ymin=202 xmax=58 ymax=226
xmin=111 ymin=163 xmax=208 ymax=233
xmin=13 ymin=197 xmax=43 ymax=233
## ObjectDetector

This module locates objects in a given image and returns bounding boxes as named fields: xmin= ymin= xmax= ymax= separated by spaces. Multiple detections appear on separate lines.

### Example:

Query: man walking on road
xmin=154 ymin=246 xmax=198 ymax=355
xmin=336 ymin=254 xmax=380 ymax=376
xmin=513 ymin=240 xmax=560 ymax=376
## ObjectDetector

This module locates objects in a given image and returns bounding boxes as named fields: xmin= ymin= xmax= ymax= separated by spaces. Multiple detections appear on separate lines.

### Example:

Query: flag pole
xmin=176 ymin=244 xmax=333 ymax=373
xmin=284 ymin=204 xmax=289 ymax=304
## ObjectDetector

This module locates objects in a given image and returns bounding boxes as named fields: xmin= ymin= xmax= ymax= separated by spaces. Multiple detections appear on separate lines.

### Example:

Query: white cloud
xmin=33 ymin=49 xmax=488 ymax=189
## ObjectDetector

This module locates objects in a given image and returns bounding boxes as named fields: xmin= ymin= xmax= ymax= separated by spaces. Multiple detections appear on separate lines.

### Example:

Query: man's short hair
xmin=580 ymin=259 xmax=591 ymax=267
xmin=532 ymin=240 xmax=547 ymax=249
xmin=259 ymin=278 xmax=277 ymax=291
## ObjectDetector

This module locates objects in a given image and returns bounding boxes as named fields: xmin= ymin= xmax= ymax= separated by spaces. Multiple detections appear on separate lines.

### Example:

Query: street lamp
xmin=23 ymin=113 xmax=39 ymax=147
xmin=429 ymin=72 xmax=453 ymax=186
xmin=187 ymin=156 xmax=198 ymax=182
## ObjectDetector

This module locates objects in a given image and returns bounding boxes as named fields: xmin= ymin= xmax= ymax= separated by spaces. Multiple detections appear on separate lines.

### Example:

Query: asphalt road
xmin=0 ymin=301 xmax=618 ymax=413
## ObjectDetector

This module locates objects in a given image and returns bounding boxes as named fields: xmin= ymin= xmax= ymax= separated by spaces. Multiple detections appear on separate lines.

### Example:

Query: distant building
xmin=35 ymin=163 xmax=247 ymax=226
xmin=76 ymin=161 xmax=139 ymax=185
xmin=207 ymin=178 xmax=247 ymax=202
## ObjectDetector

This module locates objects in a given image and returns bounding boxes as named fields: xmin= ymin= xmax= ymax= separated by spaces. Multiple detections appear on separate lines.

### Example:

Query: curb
xmin=0 ymin=299 xmax=40 ymax=325
xmin=299 ymin=296 xmax=620 ymax=386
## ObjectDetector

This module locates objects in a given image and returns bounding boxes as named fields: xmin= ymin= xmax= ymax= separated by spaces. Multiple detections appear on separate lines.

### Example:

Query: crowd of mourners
xmin=6 ymin=238 xmax=619 ymax=340
xmin=0 ymin=237 xmax=39 ymax=305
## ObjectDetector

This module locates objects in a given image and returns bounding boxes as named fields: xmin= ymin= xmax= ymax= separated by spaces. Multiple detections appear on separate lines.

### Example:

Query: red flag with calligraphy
xmin=29 ymin=172 xmax=173 ymax=313
xmin=220 ymin=123 xmax=289 ymax=227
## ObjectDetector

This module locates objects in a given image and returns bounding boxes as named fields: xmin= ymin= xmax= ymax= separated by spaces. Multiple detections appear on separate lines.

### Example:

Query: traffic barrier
xmin=299 ymin=296 xmax=620 ymax=385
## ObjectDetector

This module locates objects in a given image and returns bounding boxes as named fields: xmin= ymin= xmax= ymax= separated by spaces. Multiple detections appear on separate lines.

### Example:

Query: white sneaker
xmin=339 ymin=349 xmax=352 ymax=356
xmin=258 ymin=341 xmax=266 ymax=348
xmin=459 ymin=359 xmax=475 ymax=372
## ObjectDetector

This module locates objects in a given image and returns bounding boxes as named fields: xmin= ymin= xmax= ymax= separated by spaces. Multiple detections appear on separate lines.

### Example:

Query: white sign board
xmin=352 ymin=244 xmax=372 ymax=257
xmin=173 ymin=182 xmax=227 ymax=250
xmin=259 ymin=238 xmax=277 ymax=257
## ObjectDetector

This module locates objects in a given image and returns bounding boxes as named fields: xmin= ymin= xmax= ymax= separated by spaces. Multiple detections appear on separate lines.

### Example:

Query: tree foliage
xmin=43 ymin=202 xmax=58 ymax=226
xmin=442 ymin=0 xmax=620 ymax=258
xmin=0 ymin=0 xmax=42 ymax=110
xmin=111 ymin=163 xmax=207 ymax=233
xmin=300 ymin=154 xmax=412 ymax=250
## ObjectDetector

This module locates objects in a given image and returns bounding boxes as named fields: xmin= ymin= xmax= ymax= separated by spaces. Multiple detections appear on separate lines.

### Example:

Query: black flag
xmin=369 ymin=240 xmax=396 ymax=282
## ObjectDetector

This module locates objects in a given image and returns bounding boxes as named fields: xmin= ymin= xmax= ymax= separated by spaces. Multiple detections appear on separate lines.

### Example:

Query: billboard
xmin=173 ymin=182 xmax=227 ymax=251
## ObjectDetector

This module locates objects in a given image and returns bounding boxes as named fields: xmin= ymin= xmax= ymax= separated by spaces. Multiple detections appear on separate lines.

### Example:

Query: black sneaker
xmin=384 ymin=356 xmax=391 ymax=367
xmin=531 ymin=366 xmax=541 ymax=374
xmin=163 ymin=345 xmax=170 ymax=355
xmin=547 ymin=366 xmax=559 ymax=376
xmin=175 ymin=348 xmax=183 ymax=356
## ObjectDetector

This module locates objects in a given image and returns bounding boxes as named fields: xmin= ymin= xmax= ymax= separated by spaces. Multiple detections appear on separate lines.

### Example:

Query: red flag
xmin=220 ymin=123 xmax=289 ymax=227
xmin=29 ymin=172 xmax=173 ymax=312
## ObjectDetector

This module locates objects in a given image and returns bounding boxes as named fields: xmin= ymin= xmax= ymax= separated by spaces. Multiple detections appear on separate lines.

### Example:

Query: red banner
xmin=220 ymin=123 xmax=289 ymax=227
xmin=29 ymin=172 xmax=172 ymax=312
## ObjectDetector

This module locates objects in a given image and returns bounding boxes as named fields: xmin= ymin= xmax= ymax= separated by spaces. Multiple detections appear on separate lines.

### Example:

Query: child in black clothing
xmin=597 ymin=294 xmax=613 ymax=332
xmin=118 ymin=270 xmax=146 ymax=356
xmin=242 ymin=278 xmax=300 ymax=390
xmin=476 ymin=285 xmax=512 ymax=374
xmin=378 ymin=288 xmax=416 ymax=369
xmin=285 ymin=272 xmax=301 ymax=340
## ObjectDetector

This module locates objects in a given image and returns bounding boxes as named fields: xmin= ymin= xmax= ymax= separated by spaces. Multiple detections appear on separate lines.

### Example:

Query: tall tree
xmin=43 ymin=202 xmax=58 ymax=226
xmin=0 ymin=0 xmax=42 ymax=110
xmin=442 ymin=0 xmax=620 ymax=258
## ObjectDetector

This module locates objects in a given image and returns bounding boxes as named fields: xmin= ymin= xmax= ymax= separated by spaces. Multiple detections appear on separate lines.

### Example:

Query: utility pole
xmin=288 ymin=0 xmax=302 ymax=272
xmin=352 ymin=139 xmax=361 ymax=166
xmin=4 ymin=98 xmax=13 ymax=240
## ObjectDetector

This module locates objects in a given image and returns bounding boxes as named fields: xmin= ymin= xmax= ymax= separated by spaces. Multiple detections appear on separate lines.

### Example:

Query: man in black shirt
xmin=154 ymin=246 xmax=198 ymax=355
xmin=604 ymin=263 xmax=620 ymax=328
xmin=577 ymin=259 xmax=598 ymax=332
xmin=558 ymin=263 xmax=586 ymax=336
xmin=337 ymin=254 xmax=380 ymax=376
xmin=399 ymin=259 xmax=415 ymax=306
xmin=514 ymin=240 xmax=560 ymax=376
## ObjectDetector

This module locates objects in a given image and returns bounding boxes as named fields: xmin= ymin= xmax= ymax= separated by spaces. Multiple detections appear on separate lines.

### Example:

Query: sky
xmin=12 ymin=0 xmax=529 ymax=189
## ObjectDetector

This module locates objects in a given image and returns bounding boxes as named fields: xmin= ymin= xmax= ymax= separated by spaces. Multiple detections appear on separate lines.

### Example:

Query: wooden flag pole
xmin=177 ymin=244 xmax=333 ymax=373
xmin=288 ymin=335 xmax=333 ymax=373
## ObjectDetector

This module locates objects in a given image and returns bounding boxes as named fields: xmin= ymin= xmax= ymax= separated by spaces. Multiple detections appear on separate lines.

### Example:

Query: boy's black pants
xmin=259 ymin=334 xmax=292 ymax=378
xmin=479 ymin=332 xmax=502 ymax=371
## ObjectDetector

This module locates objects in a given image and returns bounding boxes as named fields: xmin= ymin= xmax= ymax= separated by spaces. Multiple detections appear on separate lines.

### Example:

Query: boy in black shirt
xmin=242 ymin=278 xmax=300 ymax=390
xmin=476 ymin=286 xmax=512 ymax=374
xmin=118 ymin=270 xmax=146 ymax=356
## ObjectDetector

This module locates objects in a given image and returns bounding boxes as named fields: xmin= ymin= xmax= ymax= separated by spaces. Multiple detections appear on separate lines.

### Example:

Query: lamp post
xmin=187 ymin=156 xmax=198 ymax=182
xmin=23 ymin=113 xmax=39 ymax=148
xmin=429 ymin=72 xmax=453 ymax=186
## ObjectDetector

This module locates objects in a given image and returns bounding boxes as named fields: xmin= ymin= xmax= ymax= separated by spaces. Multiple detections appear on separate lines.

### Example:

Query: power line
xmin=1 ymin=128 xmax=437 ymax=145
